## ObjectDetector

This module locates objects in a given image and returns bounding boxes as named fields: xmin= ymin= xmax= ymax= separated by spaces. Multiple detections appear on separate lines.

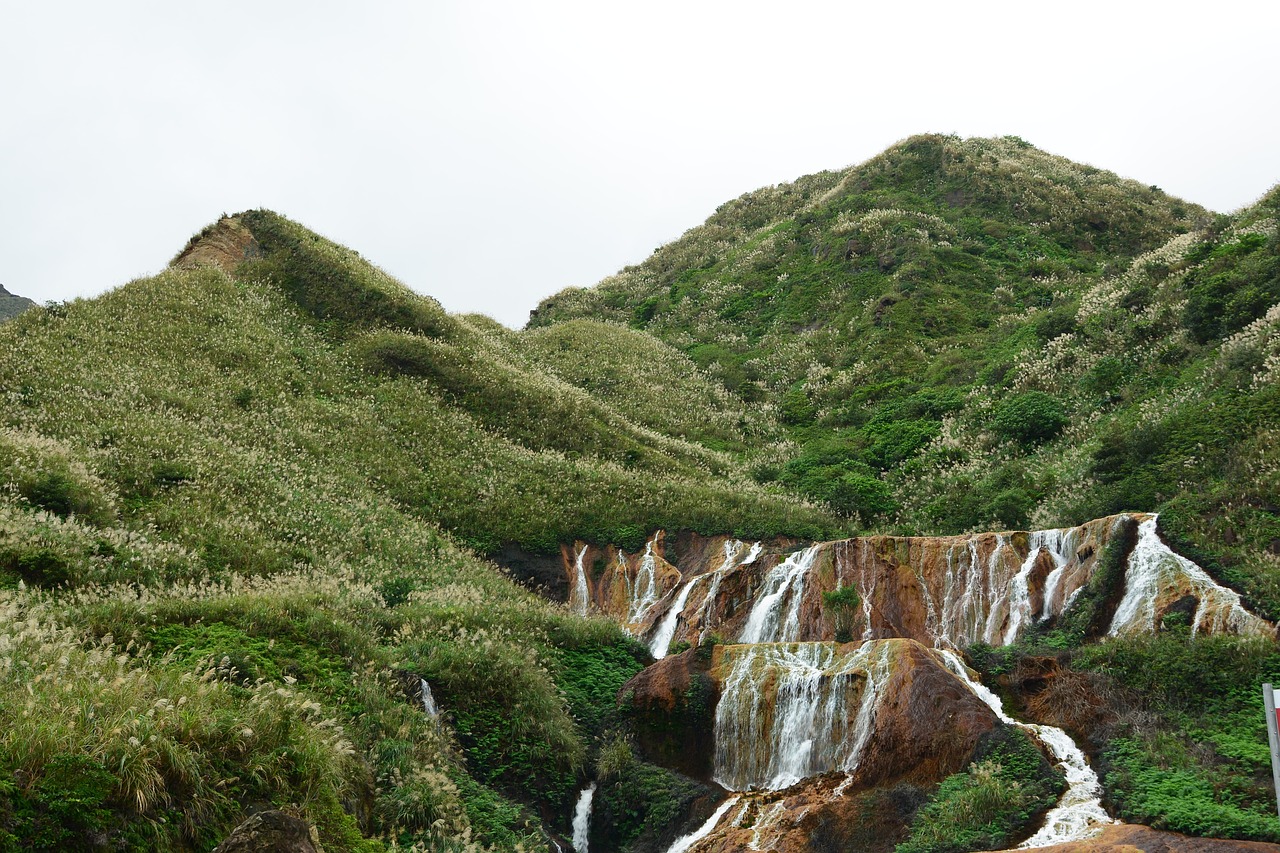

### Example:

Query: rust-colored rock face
xmin=705 ymin=639 xmax=999 ymax=793
xmin=570 ymin=514 xmax=1273 ymax=656
xmin=589 ymin=515 xmax=1275 ymax=853
xmin=983 ymin=823 xmax=1280 ymax=852
xmin=635 ymin=638 xmax=1001 ymax=853
xmin=622 ymin=647 xmax=720 ymax=781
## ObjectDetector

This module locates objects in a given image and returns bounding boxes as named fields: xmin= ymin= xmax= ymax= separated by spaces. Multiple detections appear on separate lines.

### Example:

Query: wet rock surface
xmin=984 ymin=823 xmax=1280 ymax=852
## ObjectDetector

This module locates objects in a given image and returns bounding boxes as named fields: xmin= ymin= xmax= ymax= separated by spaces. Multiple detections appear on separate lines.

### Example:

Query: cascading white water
xmin=626 ymin=537 xmax=662 ymax=626
xmin=419 ymin=678 xmax=438 ymax=717
xmin=1003 ymin=543 xmax=1041 ymax=645
xmin=693 ymin=541 xmax=761 ymax=643
xmin=664 ymin=795 xmax=741 ymax=853
xmin=738 ymin=545 xmax=822 ymax=644
xmin=713 ymin=642 xmax=890 ymax=791
xmin=571 ymin=783 xmax=596 ymax=853
xmin=1110 ymin=516 xmax=1269 ymax=637
xmin=980 ymin=536 xmax=1011 ymax=644
xmin=650 ymin=540 xmax=762 ymax=658
xmin=622 ymin=517 xmax=1273 ymax=851
xmin=1004 ymin=528 xmax=1081 ymax=644
xmin=571 ymin=545 xmax=590 ymax=616
xmin=650 ymin=576 xmax=702 ymax=659
xmin=936 ymin=650 xmax=1113 ymax=847
xmin=1036 ymin=528 xmax=1079 ymax=622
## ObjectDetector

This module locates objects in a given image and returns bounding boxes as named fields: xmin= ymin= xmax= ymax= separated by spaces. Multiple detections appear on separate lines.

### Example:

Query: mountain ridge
xmin=0 ymin=135 xmax=1276 ymax=852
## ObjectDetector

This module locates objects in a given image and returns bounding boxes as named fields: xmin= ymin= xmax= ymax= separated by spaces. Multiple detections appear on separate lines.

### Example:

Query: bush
xmin=822 ymin=585 xmax=862 ymax=643
xmin=991 ymin=391 xmax=1068 ymax=445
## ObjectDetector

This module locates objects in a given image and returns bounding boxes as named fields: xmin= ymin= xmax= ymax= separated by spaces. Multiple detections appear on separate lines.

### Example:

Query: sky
xmin=2 ymin=1 xmax=1277 ymax=328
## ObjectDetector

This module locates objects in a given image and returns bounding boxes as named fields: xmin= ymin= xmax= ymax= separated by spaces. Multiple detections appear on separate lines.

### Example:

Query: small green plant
xmin=897 ymin=728 xmax=1062 ymax=853
xmin=822 ymin=585 xmax=862 ymax=642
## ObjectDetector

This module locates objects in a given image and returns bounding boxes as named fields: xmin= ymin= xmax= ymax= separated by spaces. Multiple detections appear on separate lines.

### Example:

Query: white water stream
xmin=738 ymin=545 xmax=821 ymax=644
xmin=665 ymin=795 xmax=741 ymax=853
xmin=937 ymin=650 xmax=1113 ymax=847
xmin=571 ymin=545 xmax=590 ymax=616
xmin=650 ymin=540 xmax=761 ymax=659
xmin=1110 ymin=516 xmax=1268 ymax=637
xmin=713 ymin=642 xmax=891 ymax=791
xmin=571 ymin=783 xmax=595 ymax=853
xmin=419 ymin=678 xmax=438 ymax=718
xmin=626 ymin=537 xmax=662 ymax=625
xmin=650 ymin=576 xmax=703 ymax=659
xmin=1004 ymin=528 xmax=1078 ymax=644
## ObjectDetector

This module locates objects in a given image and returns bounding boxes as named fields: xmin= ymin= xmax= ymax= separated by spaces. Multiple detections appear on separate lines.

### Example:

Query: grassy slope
xmin=0 ymin=214 xmax=843 ymax=851
xmin=529 ymin=135 xmax=1280 ymax=614
xmin=531 ymin=136 xmax=1280 ymax=843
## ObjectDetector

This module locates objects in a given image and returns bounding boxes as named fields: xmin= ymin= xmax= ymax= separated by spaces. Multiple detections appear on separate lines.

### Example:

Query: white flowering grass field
xmin=0 ymin=215 xmax=848 ymax=850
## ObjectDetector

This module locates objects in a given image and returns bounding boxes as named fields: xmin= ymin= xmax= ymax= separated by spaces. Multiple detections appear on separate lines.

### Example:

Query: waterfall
xmin=979 ymin=535 xmax=1014 ymax=645
xmin=1003 ymin=543 xmax=1040 ymax=645
xmin=571 ymin=545 xmax=590 ymax=616
xmin=713 ymin=642 xmax=890 ymax=791
xmin=693 ymin=541 xmax=761 ymax=644
xmin=650 ymin=575 xmax=702 ymax=659
xmin=1036 ymin=528 xmax=1079 ymax=621
xmin=664 ymin=795 xmax=741 ymax=853
xmin=651 ymin=540 xmax=762 ymax=658
xmin=1005 ymin=528 xmax=1080 ymax=644
xmin=419 ymin=678 xmax=438 ymax=718
xmin=1111 ymin=516 xmax=1268 ymax=637
xmin=571 ymin=783 xmax=595 ymax=853
xmin=626 ymin=537 xmax=662 ymax=625
xmin=738 ymin=545 xmax=822 ymax=644
xmin=620 ymin=517 xmax=1276 ymax=850
xmin=937 ymin=650 xmax=1113 ymax=847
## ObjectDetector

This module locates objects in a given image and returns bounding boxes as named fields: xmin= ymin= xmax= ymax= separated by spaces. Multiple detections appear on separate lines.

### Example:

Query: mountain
xmin=0 ymin=284 xmax=35 ymax=322
xmin=0 ymin=210 xmax=840 ymax=851
xmin=1 ymin=133 xmax=1279 ymax=853
xmin=533 ymin=133 xmax=1280 ymax=622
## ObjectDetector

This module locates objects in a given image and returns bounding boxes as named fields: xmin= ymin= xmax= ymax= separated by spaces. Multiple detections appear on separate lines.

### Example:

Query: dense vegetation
xmin=531 ymin=134 xmax=1280 ymax=849
xmin=897 ymin=729 xmax=1064 ymax=853
xmin=0 ymin=214 xmax=847 ymax=851
xmin=2 ymin=133 xmax=1278 ymax=850
xmin=535 ymin=135 xmax=1280 ymax=615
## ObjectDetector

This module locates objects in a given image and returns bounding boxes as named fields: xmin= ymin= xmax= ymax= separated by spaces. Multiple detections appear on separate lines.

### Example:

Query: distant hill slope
xmin=530 ymin=134 xmax=1280 ymax=623
xmin=0 ymin=284 xmax=35 ymax=322
xmin=0 ymin=210 xmax=849 ymax=850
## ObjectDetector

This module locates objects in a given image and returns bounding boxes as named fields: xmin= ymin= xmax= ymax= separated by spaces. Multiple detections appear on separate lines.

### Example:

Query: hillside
xmin=0 ymin=212 xmax=843 ymax=851
xmin=0 ymin=285 xmax=35 ymax=323
xmin=531 ymin=134 xmax=1280 ymax=619
xmin=1 ymin=134 xmax=1279 ymax=853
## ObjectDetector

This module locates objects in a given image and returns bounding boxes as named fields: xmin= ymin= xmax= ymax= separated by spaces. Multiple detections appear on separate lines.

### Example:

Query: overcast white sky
xmin=2 ymin=1 xmax=1277 ymax=327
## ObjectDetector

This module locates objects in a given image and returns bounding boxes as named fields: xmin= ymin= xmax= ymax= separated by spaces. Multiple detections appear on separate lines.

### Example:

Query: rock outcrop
xmin=171 ymin=216 xmax=260 ymax=275
xmin=211 ymin=810 xmax=323 ymax=853
xmin=570 ymin=514 xmax=1273 ymax=657
xmin=984 ymin=823 xmax=1280 ymax=852
xmin=592 ymin=515 xmax=1276 ymax=852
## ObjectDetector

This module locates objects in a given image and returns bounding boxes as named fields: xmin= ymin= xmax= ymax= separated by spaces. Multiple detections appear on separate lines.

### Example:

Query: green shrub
xmin=1102 ymin=738 xmax=1280 ymax=841
xmin=593 ymin=761 xmax=704 ymax=852
xmin=402 ymin=637 xmax=584 ymax=814
xmin=822 ymin=585 xmax=862 ymax=642
xmin=991 ymin=391 xmax=1068 ymax=445
xmin=897 ymin=728 xmax=1062 ymax=853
